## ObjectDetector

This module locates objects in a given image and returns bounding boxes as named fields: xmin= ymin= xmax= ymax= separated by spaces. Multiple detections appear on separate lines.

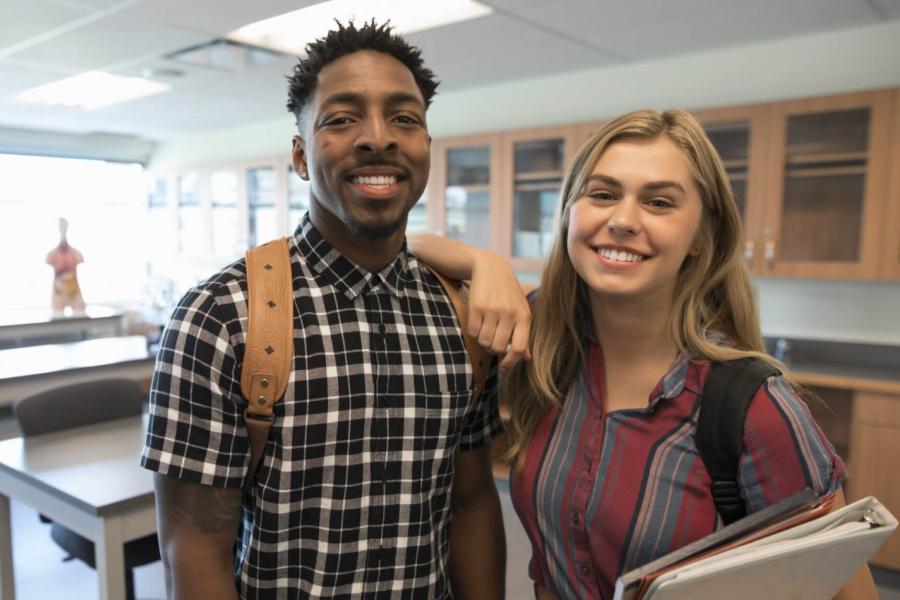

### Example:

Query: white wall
xmin=149 ymin=20 xmax=900 ymax=346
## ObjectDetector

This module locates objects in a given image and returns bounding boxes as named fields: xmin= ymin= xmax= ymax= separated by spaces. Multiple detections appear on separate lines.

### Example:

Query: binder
xmin=614 ymin=493 xmax=897 ymax=600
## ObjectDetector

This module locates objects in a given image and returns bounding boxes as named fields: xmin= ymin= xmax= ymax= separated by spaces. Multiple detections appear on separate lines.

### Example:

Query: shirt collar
xmin=585 ymin=341 xmax=705 ymax=413
xmin=292 ymin=213 xmax=409 ymax=301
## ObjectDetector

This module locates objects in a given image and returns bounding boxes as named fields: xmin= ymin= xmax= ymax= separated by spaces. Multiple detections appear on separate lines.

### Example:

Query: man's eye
xmin=325 ymin=117 xmax=352 ymax=126
xmin=395 ymin=115 xmax=421 ymax=125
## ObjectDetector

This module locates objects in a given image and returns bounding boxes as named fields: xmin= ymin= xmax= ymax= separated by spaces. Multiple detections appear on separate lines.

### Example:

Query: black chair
xmin=13 ymin=378 xmax=160 ymax=600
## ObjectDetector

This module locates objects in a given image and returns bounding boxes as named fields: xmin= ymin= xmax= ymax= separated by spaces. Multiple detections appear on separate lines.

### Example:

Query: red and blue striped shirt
xmin=509 ymin=344 xmax=845 ymax=599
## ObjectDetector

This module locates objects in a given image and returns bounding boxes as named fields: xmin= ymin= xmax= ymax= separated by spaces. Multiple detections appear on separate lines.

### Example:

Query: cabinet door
xmin=762 ymin=91 xmax=892 ymax=279
xmin=852 ymin=392 xmax=900 ymax=569
xmin=431 ymin=134 xmax=502 ymax=250
xmin=693 ymin=105 xmax=769 ymax=274
xmin=501 ymin=125 xmax=579 ymax=272
xmin=882 ymin=89 xmax=900 ymax=280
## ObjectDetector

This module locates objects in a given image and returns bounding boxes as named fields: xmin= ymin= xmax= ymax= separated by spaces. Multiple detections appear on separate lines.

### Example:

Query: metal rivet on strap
xmin=264 ymin=263 xmax=273 ymax=270
xmin=265 ymin=345 xmax=275 ymax=355
xmin=267 ymin=300 xmax=276 ymax=308
xmin=260 ymin=378 xmax=269 ymax=388
xmin=257 ymin=396 xmax=267 ymax=405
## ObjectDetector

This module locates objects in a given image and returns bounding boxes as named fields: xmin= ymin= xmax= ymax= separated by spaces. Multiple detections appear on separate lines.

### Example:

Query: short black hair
xmin=286 ymin=20 xmax=439 ymax=131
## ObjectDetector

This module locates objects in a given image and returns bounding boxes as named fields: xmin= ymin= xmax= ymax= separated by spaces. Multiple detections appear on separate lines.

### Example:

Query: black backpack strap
xmin=696 ymin=357 xmax=781 ymax=525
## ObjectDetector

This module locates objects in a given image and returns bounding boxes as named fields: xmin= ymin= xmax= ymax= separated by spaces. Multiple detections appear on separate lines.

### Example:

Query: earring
xmin=300 ymin=171 xmax=308 ymax=180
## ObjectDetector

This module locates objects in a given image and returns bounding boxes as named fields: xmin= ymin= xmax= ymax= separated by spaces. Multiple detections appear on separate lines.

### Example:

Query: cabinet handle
xmin=765 ymin=240 xmax=776 ymax=270
xmin=744 ymin=240 xmax=755 ymax=264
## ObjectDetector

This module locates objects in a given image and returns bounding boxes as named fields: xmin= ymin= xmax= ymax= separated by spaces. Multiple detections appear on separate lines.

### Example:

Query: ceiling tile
xmin=128 ymin=0 xmax=323 ymax=37
xmin=0 ymin=0 xmax=90 ymax=51
xmin=430 ymin=35 xmax=618 ymax=92
xmin=870 ymin=0 xmax=900 ymax=18
xmin=592 ymin=0 xmax=882 ymax=60
xmin=12 ymin=12 xmax=209 ymax=71
xmin=0 ymin=60 xmax=70 ymax=96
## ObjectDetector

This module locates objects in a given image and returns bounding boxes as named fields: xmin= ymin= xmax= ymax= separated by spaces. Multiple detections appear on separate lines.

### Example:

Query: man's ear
xmin=291 ymin=135 xmax=309 ymax=180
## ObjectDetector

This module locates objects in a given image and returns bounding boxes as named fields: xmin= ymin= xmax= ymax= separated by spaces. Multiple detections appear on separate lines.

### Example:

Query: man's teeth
xmin=353 ymin=175 xmax=397 ymax=186
xmin=598 ymin=248 xmax=645 ymax=262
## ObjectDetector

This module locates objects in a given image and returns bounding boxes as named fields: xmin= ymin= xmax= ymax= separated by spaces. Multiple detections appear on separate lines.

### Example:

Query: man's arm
xmin=154 ymin=474 xmax=243 ymax=600
xmin=408 ymin=232 xmax=532 ymax=370
xmin=448 ymin=443 xmax=506 ymax=600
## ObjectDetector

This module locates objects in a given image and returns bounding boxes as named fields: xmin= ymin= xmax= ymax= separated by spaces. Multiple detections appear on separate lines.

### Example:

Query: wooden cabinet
xmin=428 ymin=88 xmax=900 ymax=281
xmin=430 ymin=134 xmax=502 ymax=250
xmin=694 ymin=105 xmax=769 ymax=273
xmin=882 ymin=89 xmax=900 ymax=279
xmin=761 ymin=91 xmax=892 ymax=279
xmin=851 ymin=391 xmax=900 ymax=569
xmin=500 ymin=125 xmax=580 ymax=272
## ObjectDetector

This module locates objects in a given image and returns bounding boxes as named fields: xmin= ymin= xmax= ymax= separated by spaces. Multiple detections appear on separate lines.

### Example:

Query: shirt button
xmin=580 ymin=565 xmax=591 ymax=576
xmin=573 ymin=514 xmax=580 ymax=525
xmin=378 ymin=323 xmax=386 ymax=334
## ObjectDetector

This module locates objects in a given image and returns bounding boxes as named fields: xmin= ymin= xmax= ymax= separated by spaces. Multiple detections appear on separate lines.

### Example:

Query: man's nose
xmin=354 ymin=117 xmax=398 ymax=153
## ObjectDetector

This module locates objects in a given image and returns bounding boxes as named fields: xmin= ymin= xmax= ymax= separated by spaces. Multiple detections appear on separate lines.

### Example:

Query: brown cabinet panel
xmin=883 ymin=89 xmax=900 ymax=279
xmin=806 ymin=386 xmax=855 ymax=465
xmin=762 ymin=91 xmax=892 ymax=279
xmin=850 ymin=392 xmax=900 ymax=569
xmin=692 ymin=105 xmax=769 ymax=274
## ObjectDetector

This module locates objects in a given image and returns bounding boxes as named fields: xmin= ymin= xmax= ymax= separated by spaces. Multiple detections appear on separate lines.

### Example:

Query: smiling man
xmin=142 ymin=21 xmax=505 ymax=600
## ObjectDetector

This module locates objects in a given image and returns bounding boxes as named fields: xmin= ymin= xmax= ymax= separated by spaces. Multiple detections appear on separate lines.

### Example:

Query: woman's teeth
xmin=598 ymin=248 xmax=645 ymax=262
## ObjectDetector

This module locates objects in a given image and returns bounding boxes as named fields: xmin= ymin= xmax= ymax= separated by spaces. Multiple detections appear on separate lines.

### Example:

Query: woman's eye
xmin=647 ymin=198 xmax=674 ymax=208
xmin=588 ymin=190 xmax=615 ymax=201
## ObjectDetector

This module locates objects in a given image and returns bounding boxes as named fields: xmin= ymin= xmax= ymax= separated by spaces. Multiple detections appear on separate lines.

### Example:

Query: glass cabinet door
xmin=695 ymin=106 xmax=768 ymax=274
xmin=503 ymin=126 xmax=577 ymax=270
xmin=704 ymin=123 xmax=751 ymax=222
xmin=764 ymin=92 xmax=891 ymax=279
xmin=444 ymin=146 xmax=492 ymax=248
xmin=512 ymin=139 xmax=564 ymax=259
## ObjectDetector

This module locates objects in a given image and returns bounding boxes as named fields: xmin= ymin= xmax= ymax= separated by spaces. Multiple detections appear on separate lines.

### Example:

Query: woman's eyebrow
xmin=585 ymin=174 xmax=622 ymax=189
xmin=643 ymin=180 xmax=685 ymax=193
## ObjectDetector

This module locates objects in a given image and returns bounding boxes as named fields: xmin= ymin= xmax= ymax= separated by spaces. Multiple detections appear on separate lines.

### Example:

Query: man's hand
xmin=467 ymin=249 xmax=532 ymax=372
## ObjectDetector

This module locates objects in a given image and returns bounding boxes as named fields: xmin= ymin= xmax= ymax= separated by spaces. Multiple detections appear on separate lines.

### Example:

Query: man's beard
xmin=346 ymin=213 xmax=406 ymax=240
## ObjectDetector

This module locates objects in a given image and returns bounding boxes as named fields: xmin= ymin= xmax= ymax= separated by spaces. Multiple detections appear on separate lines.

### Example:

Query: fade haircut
xmin=286 ymin=20 xmax=439 ymax=131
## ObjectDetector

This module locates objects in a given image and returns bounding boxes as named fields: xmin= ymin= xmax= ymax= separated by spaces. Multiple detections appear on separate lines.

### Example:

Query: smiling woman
xmin=0 ymin=153 xmax=147 ymax=311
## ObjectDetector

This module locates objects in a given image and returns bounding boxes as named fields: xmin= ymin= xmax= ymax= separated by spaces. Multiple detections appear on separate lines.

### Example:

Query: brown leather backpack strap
xmin=426 ymin=267 xmax=492 ymax=403
xmin=240 ymin=237 xmax=293 ymax=481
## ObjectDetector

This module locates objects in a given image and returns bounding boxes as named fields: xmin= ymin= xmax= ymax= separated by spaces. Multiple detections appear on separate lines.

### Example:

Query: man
xmin=141 ymin=21 xmax=506 ymax=599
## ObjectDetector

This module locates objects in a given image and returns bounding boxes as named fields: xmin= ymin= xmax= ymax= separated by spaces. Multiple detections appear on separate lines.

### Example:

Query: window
xmin=248 ymin=167 xmax=277 ymax=247
xmin=0 ymin=154 xmax=146 ymax=310
xmin=210 ymin=170 xmax=242 ymax=259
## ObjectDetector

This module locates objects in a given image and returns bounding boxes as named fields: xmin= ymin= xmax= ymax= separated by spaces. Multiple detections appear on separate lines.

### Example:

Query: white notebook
xmin=615 ymin=495 xmax=896 ymax=600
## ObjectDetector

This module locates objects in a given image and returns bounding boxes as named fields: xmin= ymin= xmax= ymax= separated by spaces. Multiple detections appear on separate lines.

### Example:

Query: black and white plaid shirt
xmin=141 ymin=216 xmax=502 ymax=599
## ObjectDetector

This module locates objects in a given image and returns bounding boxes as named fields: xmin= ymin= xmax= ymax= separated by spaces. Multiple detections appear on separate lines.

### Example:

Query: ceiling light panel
xmin=228 ymin=0 xmax=493 ymax=55
xmin=17 ymin=71 xmax=170 ymax=110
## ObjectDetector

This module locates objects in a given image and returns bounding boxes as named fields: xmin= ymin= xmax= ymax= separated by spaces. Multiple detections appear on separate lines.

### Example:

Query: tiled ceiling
xmin=0 ymin=0 xmax=898 ymax=142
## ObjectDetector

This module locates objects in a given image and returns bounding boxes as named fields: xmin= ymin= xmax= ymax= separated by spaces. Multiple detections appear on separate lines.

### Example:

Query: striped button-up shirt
xmin=510 ymin=343 xmax=844 ymax=599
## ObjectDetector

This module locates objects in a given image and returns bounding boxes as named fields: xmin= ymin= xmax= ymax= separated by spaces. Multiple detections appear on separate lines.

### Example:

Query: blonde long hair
xmin=504 ymin=109 xmax=786 ymax=463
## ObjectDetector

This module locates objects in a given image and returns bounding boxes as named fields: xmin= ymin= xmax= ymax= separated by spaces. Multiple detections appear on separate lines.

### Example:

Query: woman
xmin=412 ymin=109 xmax=875 ymax=599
